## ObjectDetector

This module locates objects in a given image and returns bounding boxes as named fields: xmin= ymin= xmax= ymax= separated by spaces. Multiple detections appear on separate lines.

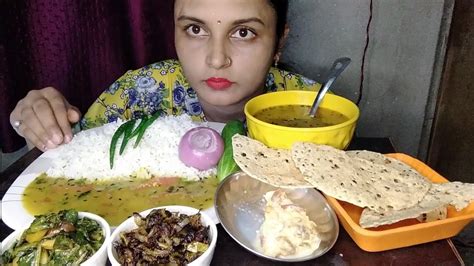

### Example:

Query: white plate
xmin=1 ymin=121 xmax=225 ymax=230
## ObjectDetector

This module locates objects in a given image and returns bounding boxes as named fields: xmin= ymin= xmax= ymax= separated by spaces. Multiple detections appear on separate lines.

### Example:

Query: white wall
xmin=281 ymin=0 xmax=451 ymax=156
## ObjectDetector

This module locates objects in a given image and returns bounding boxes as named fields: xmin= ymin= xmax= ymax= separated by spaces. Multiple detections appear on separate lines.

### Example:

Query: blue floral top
xmin=81 ymin=59 xmax=320 ymax=129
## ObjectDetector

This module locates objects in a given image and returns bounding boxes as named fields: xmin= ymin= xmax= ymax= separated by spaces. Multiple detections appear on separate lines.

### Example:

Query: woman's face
xmin=174 ymin=0 xmax=277 ymax=108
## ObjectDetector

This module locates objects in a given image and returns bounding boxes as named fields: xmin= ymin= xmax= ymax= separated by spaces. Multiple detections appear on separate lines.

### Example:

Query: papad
xmin=232 ymin=135 xmax=313 ymax=188
xmin=428 ymin=182 xmax=474 ymax=211
xmin=291 ymin=142 xmax=431 ymax=212
xmin=359 ymin=199 xmax=445 ymax=228
xmin=347 ymin=150 xmax=418 ymax=174
xmin=359 ymin=181 xmax=473 ymax=227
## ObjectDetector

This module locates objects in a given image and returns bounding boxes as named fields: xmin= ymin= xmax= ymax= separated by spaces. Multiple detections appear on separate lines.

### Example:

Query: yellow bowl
xmin=244 ymin=90 xmax=359 ymax=149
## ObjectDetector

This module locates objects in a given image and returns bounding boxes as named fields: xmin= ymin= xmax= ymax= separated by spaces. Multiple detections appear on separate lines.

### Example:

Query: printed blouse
xmin=81 ymin=59 xmax=320 ymax=129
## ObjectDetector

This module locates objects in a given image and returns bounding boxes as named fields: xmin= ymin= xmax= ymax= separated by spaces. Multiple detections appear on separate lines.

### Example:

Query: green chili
xmin=130 ymin=117 xmax=149 ymax=139
xmin=133 ymin=111 xmax=161 ymax=148
xmin=109 ymin=111 xmax=162 ymax=168
xmin=133 ymin=124 xmax=147 ymax=148
xmin=109 ymin=121 xmax=131 ymax=169
xmin=119 ymin=119 xmax=136 ymax=155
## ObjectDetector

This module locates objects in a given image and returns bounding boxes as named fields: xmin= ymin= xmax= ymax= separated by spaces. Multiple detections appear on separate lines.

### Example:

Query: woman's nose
xmin=206 ymin=39 xmax=232 ymax=69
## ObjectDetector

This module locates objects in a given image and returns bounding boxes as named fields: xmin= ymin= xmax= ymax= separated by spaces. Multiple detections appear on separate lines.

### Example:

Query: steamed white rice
xmin=46 ymin=114 xmax=216 ymax=181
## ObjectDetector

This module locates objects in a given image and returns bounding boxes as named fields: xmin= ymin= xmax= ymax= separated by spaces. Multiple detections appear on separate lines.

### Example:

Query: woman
xmin=10 ymin=0 xmax=319 ymax=151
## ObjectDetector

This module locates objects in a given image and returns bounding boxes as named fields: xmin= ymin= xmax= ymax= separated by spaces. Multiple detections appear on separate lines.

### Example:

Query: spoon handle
xmin=309 ymin=57 xmax=351 ymax=117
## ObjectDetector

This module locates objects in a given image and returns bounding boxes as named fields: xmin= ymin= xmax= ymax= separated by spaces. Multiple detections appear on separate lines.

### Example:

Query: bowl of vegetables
xmin=0 ymin=209 xmax=110 ymax=265
xmin=108 ymin=206 xmax=217 ymax=265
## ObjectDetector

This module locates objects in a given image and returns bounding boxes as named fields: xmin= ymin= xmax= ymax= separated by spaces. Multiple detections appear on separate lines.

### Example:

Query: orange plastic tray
xmin=325 ymin=153 xmax=474 ymax=252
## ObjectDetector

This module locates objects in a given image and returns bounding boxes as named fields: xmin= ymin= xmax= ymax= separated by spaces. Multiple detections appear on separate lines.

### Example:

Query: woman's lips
xmin=205 ymin=77 xmax=232 ymax=90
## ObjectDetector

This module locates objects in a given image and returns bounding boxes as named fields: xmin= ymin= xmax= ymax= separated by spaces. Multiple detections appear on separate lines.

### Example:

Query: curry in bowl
xmin=245 ymin=91 xmax=359 ymax=150
xmin=0 ymin=210 xmax=110 ymax=266
xmin=254 ymin=105 xmax=349 ymax=128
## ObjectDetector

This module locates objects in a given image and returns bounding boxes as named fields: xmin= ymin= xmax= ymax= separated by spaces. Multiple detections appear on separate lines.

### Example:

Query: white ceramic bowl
xmin=1 ymin=212 xmax=111 ymax=266
xmin=108 ymin=206 xmax=217 ymax=266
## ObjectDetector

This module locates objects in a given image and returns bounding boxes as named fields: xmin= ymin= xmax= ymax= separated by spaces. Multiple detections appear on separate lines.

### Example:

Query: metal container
xmin=215 ymin=171 xmax=339 ymax=262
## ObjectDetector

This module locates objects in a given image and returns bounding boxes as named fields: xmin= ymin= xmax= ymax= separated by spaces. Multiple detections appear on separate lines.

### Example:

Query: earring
xmin=274 ymin=24 xmax=289 ymax=68
xmin=274 ymin=52 xmax=281 ymax=68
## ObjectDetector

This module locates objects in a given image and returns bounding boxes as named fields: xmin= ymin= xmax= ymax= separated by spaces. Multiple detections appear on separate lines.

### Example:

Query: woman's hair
xmin=269 ymin=0 xmax=289 ymax=44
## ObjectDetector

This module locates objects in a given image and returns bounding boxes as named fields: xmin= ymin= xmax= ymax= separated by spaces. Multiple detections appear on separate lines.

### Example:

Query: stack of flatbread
xmin=232 ymin=135 xmax=474 ymax=228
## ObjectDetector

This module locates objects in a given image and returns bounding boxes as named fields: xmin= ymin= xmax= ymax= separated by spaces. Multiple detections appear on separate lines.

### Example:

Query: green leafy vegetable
xmin=0 ymin=210 xmax=104 ymax=266
xmin=62 ymin=209 xmax=79 ymax=224
xmin=216 ymin=120 xmax=246 ymax=181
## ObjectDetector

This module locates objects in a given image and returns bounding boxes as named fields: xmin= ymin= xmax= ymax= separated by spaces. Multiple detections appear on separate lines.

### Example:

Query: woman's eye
xmin=231 ymin=28 xmax=256 ymax=40
xmin=185 ymin=25 xmax=208 ymax=37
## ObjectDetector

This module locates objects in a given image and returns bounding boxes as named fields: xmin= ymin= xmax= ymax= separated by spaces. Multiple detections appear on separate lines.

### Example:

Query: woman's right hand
xmin=10 ymin=87 xmax=82 ymax=151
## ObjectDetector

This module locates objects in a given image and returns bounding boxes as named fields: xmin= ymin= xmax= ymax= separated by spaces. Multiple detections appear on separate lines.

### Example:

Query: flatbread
xmin=291 ymin=142 xmax=431 ymax=212
xmin=428 ymin=182 xmax=474 ymax=211
xmin=416 ymin=206 xmax=447 ymax=223
xmin=347 ymin=150 xmax=418 ymax=174
xmin=347 ymin=150 xmax=432 ymax=197
xmin=232 ymin=136 xmax=472 ymax=227
xmin=359 ymin=181 xmax=473 ymax=228
xmin=359 ymin=200 xmax=445 ymax=228
xmin=232 ymin=135 xmax=313 ymax=188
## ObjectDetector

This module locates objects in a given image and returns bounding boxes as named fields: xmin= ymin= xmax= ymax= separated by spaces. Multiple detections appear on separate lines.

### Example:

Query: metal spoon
xmin=309 ymin=57 xmax=351 ymax=117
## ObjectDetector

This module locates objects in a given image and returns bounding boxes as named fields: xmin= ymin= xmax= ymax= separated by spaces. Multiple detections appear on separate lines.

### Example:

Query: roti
xmin=291 ymin=142 xmax=431 ymax=212
xmin=232 ymin=135 xmax=313 ymax=188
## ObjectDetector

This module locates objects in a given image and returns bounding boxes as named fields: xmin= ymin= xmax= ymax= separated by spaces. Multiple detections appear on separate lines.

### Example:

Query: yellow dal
xmin=254 ymin=105 xmax=349 ymax=128
xmin=23 ymin=174 xmax=218 ymax=226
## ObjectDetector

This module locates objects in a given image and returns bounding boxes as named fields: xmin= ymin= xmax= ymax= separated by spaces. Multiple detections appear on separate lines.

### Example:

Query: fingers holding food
xmin=10 ymin=87 xmax=81 ymax=150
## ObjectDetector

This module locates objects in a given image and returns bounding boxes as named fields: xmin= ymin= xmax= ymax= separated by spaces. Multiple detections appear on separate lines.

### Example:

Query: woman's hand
xmin=10 ymin=87 xmax=81 ymax=151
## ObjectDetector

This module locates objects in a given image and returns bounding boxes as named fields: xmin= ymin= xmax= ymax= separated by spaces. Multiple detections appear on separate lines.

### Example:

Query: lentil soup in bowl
xmin=245 ymin=91 xmax=359 ymax=150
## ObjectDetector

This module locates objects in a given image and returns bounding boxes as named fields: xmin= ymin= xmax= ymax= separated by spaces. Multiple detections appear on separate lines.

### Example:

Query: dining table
xmin=0 ymin=137 xmax=465 ymax=265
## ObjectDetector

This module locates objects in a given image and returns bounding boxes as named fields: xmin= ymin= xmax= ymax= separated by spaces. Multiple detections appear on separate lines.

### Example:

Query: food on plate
xmin=110 ymin=111 xmax=162 ymax=169
xmin=47 ymin=114 xmax=216 ymax=180
xmin=359 ymin=181 xmax=474 ymax=228
xmin=110 ymin=119 xmax=135 ymax=169
xmin=23 ymin=115 xmax=223 ymax=225
xmin=231 ymin=135 xmax=474 ymax=228
xmin=253 ymin=105 xmax=349 ymax=128
xmin=257 ymin=190 xmax=321 ymax=258
xmin=114 ymin=208 xmax=209 ymax=265
xmin=178 ymin=127 xmax=224 ymax=170
xmin=291 ymin=142 xmax=432 ymax=212
xmin=216 ymin=120 xmax=246 ymax=181
xmin=416 ymin=206 xmax=447 ymax=223
xmin=1 ymin=210 xmax=104 ymax=265
xmin=424 ymin=182 xmax=474 ymax=211
xmin=359 ymin=198 xmax=445 ymax=228
xmin=344 ymin=150 xmax=474 ymax=227
xmin=232 ymin=134 xmax=314 ymax=188
xmin=23 ymin=174 xmax=217 ymax=226
xmin=346 ymin=150 xmax=425 ymax=176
